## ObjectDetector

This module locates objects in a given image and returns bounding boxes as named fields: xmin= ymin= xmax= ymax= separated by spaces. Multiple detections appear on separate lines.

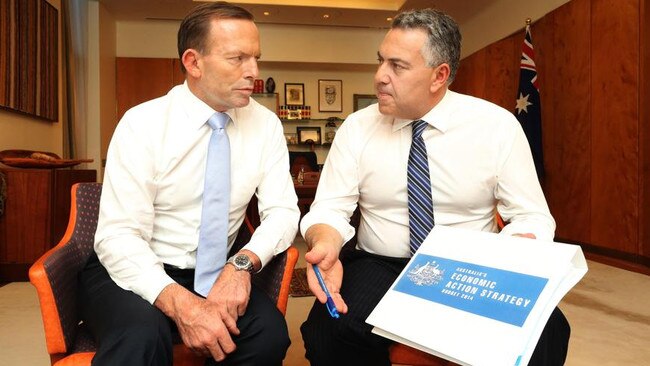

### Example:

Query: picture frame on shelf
xmin=353 ymin=94 xmax=378 ymax=111
xmin=296 ymin=126 xmax=322 ymax=145
xmin=285 ymin=83 xmax=305 ymax=106
xmin=318 ymin=79 xmax=343 ymax=112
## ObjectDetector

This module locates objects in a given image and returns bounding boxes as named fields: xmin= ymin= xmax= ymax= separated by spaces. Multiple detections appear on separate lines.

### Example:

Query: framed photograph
xmin=318 ymin=79 xmax=343 ymax=112
xmin=296 ymin=126 xmax=322 ymax=145
xmin=353 ymin=94 xmax=378 ymax=111
xmin=285 ymin=83 xmax=305 ymax=106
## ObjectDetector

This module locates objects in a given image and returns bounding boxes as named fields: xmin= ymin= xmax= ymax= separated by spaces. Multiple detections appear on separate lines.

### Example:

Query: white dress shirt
xmin=300 ymin=90 xmax=555 ymax=258
xmin=96 ymin=83 xmax=300 ymax=304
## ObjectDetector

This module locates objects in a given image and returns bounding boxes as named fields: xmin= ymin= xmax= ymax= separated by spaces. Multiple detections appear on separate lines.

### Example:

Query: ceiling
xmin=99 ymin=0 xmax=497 ymax=29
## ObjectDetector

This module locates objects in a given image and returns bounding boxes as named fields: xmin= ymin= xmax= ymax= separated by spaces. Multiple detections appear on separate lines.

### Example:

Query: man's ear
xmin=182 ymin=49 xmax=201 ymax=79
xmin=430 ymin=63 xmax=451 ymax=94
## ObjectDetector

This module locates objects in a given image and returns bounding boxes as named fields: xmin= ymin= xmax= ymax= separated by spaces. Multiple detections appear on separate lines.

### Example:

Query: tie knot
xmin=207 ymin=112 xmax=229 ymax=130
xmin=411 ymin=120 xmax=428 ymax=139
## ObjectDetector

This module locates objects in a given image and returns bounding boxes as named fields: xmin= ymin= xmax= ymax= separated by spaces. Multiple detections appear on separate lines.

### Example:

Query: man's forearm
xmin=304 ymin=223 xmax=344 ymax=251
xmin=154 ymin=283 xmax=197 ymax=319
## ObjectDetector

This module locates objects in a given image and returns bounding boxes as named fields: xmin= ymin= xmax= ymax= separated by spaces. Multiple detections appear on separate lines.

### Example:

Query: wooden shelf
xmin=281 ymin=119 xmax=327 ymax=123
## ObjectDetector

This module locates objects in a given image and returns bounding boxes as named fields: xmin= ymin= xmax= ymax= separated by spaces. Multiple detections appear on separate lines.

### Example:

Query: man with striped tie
xmin=300 ymin=8 xmax=570 ymax=366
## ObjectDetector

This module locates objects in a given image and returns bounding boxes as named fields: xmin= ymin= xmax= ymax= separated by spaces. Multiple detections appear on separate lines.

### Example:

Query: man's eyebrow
xmin=378 ymin=50 xmax=409 ymax=63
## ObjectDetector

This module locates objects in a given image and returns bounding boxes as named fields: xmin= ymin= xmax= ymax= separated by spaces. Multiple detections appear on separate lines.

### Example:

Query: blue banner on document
xmin=394 ymin=254 xmax=548 ymax=327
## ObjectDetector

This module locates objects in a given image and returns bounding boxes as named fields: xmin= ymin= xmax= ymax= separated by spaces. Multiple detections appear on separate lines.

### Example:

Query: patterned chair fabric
xmin=44 ymin=183 xmax=101 ymax=353
xmin=29 ymin=182 xmax=297 ymax=364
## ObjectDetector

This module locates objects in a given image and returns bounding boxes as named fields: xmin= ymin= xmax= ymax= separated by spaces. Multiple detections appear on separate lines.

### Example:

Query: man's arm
xmin=496 ymin=115 xmax=556 ymax=241
xmin=95 ymin=112 xmax=175 ymax=304
xmin=238 ymin=112 xmax=300 ymax=268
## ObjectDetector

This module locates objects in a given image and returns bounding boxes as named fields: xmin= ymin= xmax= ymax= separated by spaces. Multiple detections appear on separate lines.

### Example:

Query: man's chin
xmin=233 ymin=96 xmax=251 ymax=108
xmin=377 ymin=103 xmax=395 ymax=116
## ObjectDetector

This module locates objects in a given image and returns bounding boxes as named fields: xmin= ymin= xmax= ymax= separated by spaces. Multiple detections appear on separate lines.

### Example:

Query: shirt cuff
xmin=130 ymin=266 xmax=176 ymax=304
xmin=300 ymin=208 xmax=356 ymax=245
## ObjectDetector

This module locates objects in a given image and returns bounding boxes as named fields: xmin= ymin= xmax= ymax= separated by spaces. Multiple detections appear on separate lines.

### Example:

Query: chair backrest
xmin=289 ymin=151 xmax=319 ymax=175
xmin=29 ymin=182 xmax=102 ymax=355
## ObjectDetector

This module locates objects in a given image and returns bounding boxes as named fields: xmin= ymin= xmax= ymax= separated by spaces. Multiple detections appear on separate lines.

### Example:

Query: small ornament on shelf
xmin=266 ymin=77 xmax=276 ymax=93
xmin=253 ymin=79 xmax=264 ymax=93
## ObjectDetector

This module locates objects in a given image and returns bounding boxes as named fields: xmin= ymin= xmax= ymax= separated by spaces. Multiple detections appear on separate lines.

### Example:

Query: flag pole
xmin=526 ymin=18 xmax=531 ymax=26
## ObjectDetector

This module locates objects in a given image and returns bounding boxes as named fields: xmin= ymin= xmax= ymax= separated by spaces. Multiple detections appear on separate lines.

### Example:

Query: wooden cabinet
xmin=0 ymin=167 xmax=96 ymax=281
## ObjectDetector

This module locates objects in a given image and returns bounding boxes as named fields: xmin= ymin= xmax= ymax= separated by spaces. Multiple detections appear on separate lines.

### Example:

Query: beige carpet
xmin=3 ymin=260 xmax=650 ymax=365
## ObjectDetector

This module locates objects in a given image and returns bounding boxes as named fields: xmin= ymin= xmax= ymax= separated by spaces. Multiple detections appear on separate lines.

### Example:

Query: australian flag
xmin=515 ymin=24 xmax=544 ymax=180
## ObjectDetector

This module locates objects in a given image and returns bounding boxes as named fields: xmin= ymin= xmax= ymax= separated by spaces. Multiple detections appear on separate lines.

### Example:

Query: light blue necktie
xmin=407 ymin=120 xmax=435 ymax=255
xmin=194 ymin=112 xmax=231 ymax=296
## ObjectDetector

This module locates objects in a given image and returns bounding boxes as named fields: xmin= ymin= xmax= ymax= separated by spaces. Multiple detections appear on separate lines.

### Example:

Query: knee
xmin=548 ymin=307 xmax=571 ymax=342
xmin=243 ymin=309 xmax=290 ymax=364
xmin=529 ymin=308 xmax=571 ymax=366
xmin=300 ymin=304 xmax=344 ymax=358
xmin=95 ymin=311 xmax=173 ymax=365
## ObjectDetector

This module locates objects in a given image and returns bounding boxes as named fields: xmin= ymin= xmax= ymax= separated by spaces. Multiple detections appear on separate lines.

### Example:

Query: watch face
xmin=235 ymin=255 xmax=250 ymax=267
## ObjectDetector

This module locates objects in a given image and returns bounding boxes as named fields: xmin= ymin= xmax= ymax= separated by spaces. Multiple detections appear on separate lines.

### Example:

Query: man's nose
xmin=244 ymin=58 xmax=259 ymax=79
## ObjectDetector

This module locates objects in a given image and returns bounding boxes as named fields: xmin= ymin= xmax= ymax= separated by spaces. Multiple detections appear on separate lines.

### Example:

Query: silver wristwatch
xmin=226 ymin=253 xmax=254 ymax=273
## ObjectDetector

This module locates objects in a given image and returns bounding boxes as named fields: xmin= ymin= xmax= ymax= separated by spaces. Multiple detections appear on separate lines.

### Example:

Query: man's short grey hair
xmin=392 ymin=9 xmax=462 ymax=83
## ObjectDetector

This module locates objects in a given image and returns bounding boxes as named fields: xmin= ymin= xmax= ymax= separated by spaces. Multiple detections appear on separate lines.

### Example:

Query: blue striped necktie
xmin=407 ymin=119 xmax=434 ymax=255
xmin=194 ymin=112 xmax=231 ymax=296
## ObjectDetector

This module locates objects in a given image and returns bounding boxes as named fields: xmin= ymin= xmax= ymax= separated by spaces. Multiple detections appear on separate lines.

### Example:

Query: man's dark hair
xmin=392 ymin=9 xmax=462 ymax=83
xmin=177 ymin=2 xmax=254 ymax=73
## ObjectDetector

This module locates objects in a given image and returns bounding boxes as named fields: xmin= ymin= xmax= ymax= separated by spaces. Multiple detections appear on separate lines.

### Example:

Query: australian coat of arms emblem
xmin=407 ymin=261 xmax=445 ymax=286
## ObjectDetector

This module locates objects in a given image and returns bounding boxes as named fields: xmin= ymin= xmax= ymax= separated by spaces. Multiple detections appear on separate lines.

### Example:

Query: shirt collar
xmin=180 ymin=82 xmax=235 ymax=130
xmin=391 ymin=89 xmax=459 ymax=133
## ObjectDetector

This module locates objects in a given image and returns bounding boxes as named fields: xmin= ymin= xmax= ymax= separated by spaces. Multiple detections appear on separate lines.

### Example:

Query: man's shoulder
xmin=343 ymin=103 xmax=390 ymax=128
xmin=448 ymin=91 xmax=518 ymax=124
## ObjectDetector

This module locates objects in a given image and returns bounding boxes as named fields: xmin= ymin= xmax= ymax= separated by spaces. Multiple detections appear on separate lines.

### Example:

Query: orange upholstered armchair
xmin=29 ymin=182 xmax=298 ymax=366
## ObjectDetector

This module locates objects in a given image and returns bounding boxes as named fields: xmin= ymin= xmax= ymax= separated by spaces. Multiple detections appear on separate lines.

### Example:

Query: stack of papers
xmin=366 ymin=225 xmax=587 ymax=366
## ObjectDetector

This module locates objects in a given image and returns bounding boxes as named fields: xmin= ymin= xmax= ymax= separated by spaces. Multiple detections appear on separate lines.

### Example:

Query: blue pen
xmin=312 ymin=264 xmax=340 ymax=318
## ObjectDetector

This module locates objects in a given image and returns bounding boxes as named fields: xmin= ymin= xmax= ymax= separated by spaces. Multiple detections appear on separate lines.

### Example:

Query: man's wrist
xmin=226 ymin=253 xmax=255 ymax=273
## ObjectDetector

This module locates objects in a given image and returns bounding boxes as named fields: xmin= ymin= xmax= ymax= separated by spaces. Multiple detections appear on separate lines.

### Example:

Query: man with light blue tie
xmin=78 ymin=3 xmax=299 ymax=365
xmin=300 ymin=8 xmax=570 ymax=366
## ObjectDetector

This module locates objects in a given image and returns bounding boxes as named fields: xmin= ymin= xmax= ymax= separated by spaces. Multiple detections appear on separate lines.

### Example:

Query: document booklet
xmin=366 ymin=225 xmax=587 ymax=366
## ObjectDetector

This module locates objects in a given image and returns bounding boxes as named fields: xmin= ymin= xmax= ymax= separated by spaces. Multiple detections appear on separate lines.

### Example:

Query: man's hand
xmin=513 ymin=233 xmax=536 ymax=239
xmin=155 ymin=284 xmax=235 ymax=361
xmin=206 ymin=264 xmax=252 ymax=335
xmin=304 ymin=224 xmax=348 ymax=314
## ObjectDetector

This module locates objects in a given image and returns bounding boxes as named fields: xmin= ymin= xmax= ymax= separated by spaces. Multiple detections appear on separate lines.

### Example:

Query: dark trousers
xmin=79 ymin=254 xmax=290 ymax=366
xmin=301 ymin=250 xmax=571 ymax=366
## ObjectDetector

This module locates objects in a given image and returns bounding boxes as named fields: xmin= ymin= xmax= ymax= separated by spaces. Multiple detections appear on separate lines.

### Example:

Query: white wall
xmin=1 ymin=0 xmax=572 ymax=159
xmin=116 ymin=21 xmax=386 ymax=64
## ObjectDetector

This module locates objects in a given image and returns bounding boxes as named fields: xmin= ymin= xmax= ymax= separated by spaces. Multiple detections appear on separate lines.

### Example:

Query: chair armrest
xmin=29 ymin=236 xmax=78 ymax=355
xmin=252 ymin=246 xmax=299 ymax=316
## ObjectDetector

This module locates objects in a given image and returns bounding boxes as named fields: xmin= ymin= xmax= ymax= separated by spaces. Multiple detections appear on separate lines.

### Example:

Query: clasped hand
xmin=165 ymin=267 xmax=251 ymax=361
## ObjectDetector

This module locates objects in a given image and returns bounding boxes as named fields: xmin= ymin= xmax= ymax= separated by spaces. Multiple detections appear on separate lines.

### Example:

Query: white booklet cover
xmin=366 ymin=225 xmax=587 ymax=366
